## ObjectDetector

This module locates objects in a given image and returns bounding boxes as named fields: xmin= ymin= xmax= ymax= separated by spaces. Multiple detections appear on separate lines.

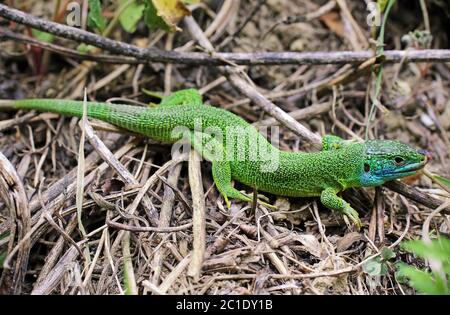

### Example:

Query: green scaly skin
xmin=0 ymin=89 xmax=430 ymax=227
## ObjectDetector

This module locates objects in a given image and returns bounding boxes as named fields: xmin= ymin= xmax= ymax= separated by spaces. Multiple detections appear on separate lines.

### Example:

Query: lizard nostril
xmin=417 ymin=149 xmax=432 ymax=162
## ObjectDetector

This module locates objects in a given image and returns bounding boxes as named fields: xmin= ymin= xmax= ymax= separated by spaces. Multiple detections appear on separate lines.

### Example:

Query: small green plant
xmin=0 ymin=232 xmax=7 ymax=268
xmin=363 ymin=247 xmax=396 ymax=276
xmin=119 ymin=0 xmax=146 ymax=33
xmin=87 ymin=0 xmax=107 ymax=32
xmin=31 ymin=29 xmax=54 ymax=43
xmin=0 ymin=251 xmax=5 ymax=268
xmin=396 ymin=237 xmax=450 ymax=295
xmin=87 ymin=0 xmax=196 ymax=34
xmin=401 ymin=30 xmax=433 ymax=49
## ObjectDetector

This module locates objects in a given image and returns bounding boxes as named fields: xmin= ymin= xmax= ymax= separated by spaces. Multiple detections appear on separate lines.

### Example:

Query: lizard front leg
xmin=320 ymin=187 xmax=361 ymax=228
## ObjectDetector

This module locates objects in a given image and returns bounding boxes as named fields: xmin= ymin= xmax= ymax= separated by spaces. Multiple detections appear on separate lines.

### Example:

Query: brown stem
xmin=1 ymin=4 xmax=450 ymax=66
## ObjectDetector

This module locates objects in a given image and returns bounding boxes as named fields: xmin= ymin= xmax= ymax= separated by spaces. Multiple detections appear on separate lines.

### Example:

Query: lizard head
xmin=359 ymin=140 xmax=430 ymax=187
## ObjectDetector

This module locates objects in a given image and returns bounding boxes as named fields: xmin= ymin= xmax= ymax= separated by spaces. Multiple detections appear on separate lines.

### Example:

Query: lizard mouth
xmin=387 ymin=157 xmax=429 ymax=176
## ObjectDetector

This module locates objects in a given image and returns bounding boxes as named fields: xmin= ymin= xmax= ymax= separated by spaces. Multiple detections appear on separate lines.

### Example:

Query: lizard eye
xmin=364 ymin=163 xmax=370 ymax=172
xmin=394 ymin=156 xmax=405 ymax=165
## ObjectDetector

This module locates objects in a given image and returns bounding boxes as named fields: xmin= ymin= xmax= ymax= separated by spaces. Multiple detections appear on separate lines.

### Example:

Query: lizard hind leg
xmin=322 ymin=135 xmax=361 ymax=151
xmin=322 ymin=135 xmax=347 ymax=150
xmin=187 ymin=130 xmax=275 ymax=209
xmin=212 ymin=160 xmax=252 ymax=208
xmin=185 ymin=130 xmax=250 ymax=208
xmin=160 ymin=89 xmax=203 ymax=107
xmin=212 ymin=161 xmax=276 ymax=209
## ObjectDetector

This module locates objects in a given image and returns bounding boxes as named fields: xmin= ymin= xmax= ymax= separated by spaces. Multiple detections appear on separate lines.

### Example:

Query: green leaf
xmin=395 ymin=266 xmax=409 ymax=284
xmin=363 ymin=258 xmax=385 ymax=276
xmin=396 ymin=263 xmax=449 ymax=295
xmin=31 ymin=29 xmax=54 ymax=43
xmin=377 ymin=0 xmax=389 ymax=12
xmin=443 ymin=262 xmax=450 ymax=275
xmin=380 ymin=262 xmax=389 ymax=276
xmin=143 ymin=0 xmax=169 ymax=31
xmin=88 ymin=0 xmax=106 ymax=32
xmin=77 ymin=43 xmax=96 ymax=53
xmin=0 ymin=250 xmax=6 ymax=268
xmin=143 ymin=0 xmax=190 ymax=32
xmin=0 ymin=233 xmax=6 ymax=268
xmin=381 ymin=247 xmax=396 ymax=261
xmin=402 ymin=238 xmax=450 ymax=262
xmin=119 ymin=0 xmax=145 ymax=33
xmin=432 ymin=174 xmax=450 ymax=189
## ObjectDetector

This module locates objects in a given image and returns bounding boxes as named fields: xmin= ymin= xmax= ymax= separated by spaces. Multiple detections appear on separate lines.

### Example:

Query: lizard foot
xmin=240 ymin=191 xmax=277 ymax=209
xmin=223 ymin=195 xmax=232 ymax=209
xmin=342 ymin=205 xmax=362 ymax=229
xmin=221 ymin=191 xmax=277 ymax=210
xmin=255 ymin=199 xmax=277 ymax=209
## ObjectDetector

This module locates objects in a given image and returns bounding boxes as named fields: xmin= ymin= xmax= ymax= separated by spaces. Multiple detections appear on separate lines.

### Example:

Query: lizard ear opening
xmin=364 ymin=163 xmax=370 ymax=173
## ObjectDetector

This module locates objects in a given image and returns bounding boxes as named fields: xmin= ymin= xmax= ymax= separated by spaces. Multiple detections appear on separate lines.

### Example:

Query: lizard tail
xmin=8 ymin=99 xmax=113 ymax=119
xmin=0 ymin=100 xmax=16 ymax=110
xmin=1 ymin=99 xmax=148 ymax=128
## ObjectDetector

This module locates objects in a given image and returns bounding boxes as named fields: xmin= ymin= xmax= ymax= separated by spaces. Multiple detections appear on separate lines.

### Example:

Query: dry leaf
xmin=311 ymin=257 xmax=350 ymax=294
xmin=336 ymin=232 xmax=363 ymax=252
xmin=319 ymin=12 xmax=345 ymax=38
xmin=293 ymin=234 xmax=323 ymax=258
xmin=272 ymin=198 xmax=302 ymax=225
xmin=146 ymin=0 xmax=191 ymax=32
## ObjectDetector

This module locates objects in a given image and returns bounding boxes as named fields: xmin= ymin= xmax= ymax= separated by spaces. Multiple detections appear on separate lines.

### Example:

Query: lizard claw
xmin=343 ymin=205 xmax=362 ymax=229
xmin=240 ymin=191 xmax=277 ymax=209
xmin=223 ymin=196 xmax=231 ymax=209
xmin=220 ymin=190 xmax=277 ymax=210
xmin=257 ymin=200 xmax=277 ymax=209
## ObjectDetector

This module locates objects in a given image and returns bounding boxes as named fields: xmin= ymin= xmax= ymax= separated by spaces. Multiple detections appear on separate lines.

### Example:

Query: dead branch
xmin=1 ymin=5 xmax=450 ymax=66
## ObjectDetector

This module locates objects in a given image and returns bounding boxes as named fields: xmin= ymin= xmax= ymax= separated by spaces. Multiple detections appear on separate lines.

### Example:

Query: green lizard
xmin=0 ymin=89 xmax=430 ymax=227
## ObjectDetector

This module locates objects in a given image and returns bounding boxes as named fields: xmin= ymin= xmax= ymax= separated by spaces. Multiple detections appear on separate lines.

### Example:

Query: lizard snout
xmin=417 ymin=149 xmax=432 ymax=163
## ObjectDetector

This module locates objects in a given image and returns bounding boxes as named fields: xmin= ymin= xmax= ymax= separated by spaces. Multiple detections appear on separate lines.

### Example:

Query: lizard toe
xmin=344 ymin=206 xmax=361 ymax=229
